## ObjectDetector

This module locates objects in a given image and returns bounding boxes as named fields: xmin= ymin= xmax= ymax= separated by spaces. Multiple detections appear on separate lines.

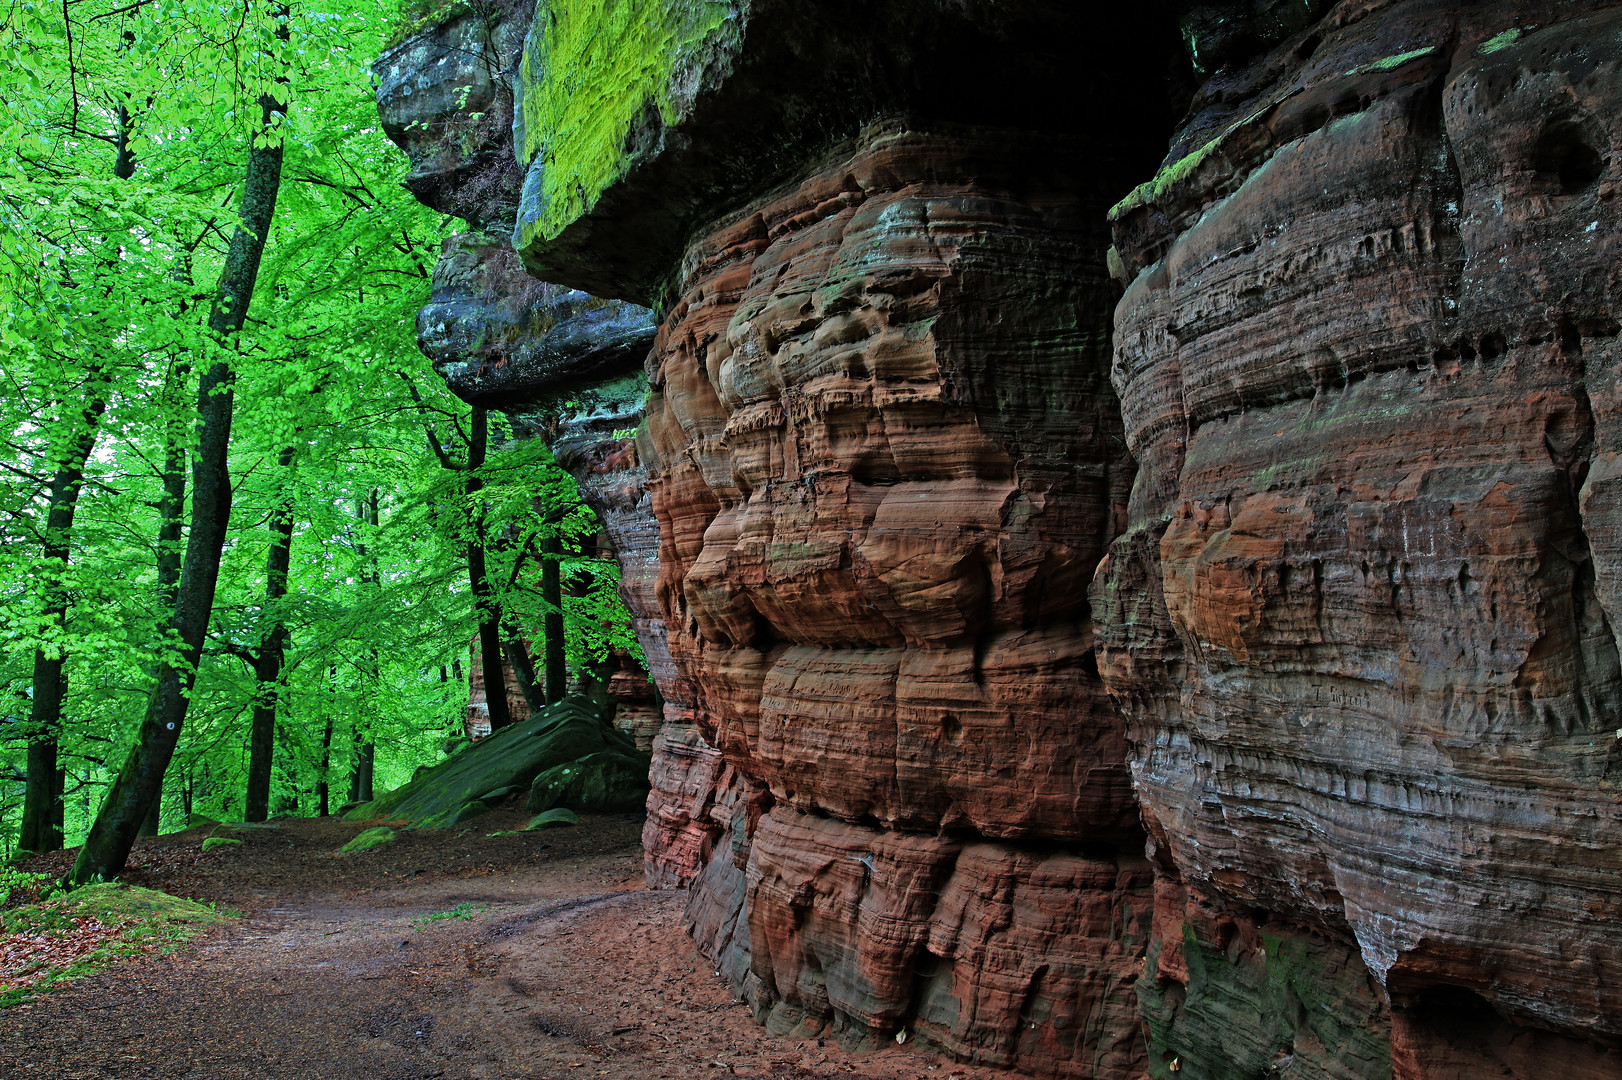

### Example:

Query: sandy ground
xmin=0 ymin=810 xmax=1019 ymax=1080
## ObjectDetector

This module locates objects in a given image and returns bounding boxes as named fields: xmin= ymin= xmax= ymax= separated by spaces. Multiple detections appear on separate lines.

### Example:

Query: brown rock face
xmin=383 ymin=1 xmax=1622 ymax=1076
xmin=639 ymin=127 xmax=1149 ymax=1074
xmin=647 ymin=128 xmax=1138 ymax=838
xmin=1103 ymin=3 xmax=1622 ymax=1075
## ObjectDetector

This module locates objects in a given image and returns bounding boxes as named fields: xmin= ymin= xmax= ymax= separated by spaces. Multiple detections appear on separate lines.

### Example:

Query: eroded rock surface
xmin=380 ymin=1 xmax=1622 ymax=1077
xmin=375 ymin=5 xmax=532 ymax=232
xmin=628 ymin=127 xmax=1153 ymax=1074
xmin=1102 ymin=3 xmax=1622 ymax=1076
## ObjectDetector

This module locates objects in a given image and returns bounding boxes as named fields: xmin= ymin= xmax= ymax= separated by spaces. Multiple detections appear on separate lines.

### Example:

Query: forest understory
xmin=0 ymin=809 xmax=1013 ymax=1080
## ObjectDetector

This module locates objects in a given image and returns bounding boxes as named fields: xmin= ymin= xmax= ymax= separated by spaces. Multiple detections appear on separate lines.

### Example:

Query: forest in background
xmin=0 ymin=0 xmax=637 ymax=867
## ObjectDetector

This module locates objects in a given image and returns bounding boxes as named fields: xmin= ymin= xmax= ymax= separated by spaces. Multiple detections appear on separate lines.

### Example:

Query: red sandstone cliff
xmin=640 ymin=129 xmax=1152 ymax=1072
xmin=378 ymin=1 xmax=1622 ymax=1077
xmin=1103 ymin=3 xmax=1622 ymax=1076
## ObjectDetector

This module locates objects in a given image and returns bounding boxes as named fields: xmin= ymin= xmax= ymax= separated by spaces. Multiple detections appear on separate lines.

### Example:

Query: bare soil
xmin=0 ymin=809 xmax=1017 ymax=1080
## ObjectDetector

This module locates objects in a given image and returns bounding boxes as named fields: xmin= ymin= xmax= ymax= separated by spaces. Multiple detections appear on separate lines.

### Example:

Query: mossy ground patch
xmin=1 ymin=883 xmax=231 ymax=1007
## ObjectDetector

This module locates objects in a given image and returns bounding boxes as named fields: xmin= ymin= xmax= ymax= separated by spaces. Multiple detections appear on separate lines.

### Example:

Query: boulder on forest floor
xmin=344 ymin=696 xmax=649 ymax=828
xmin=527 ymin=750 xmax=649 ymax=814
xmin=339 ymin=827 xmax=397 ymax=854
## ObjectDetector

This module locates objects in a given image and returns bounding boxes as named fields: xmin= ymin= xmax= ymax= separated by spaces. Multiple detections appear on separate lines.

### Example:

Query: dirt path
xmin=0 ymin=812 xmax=1015 ymax=1080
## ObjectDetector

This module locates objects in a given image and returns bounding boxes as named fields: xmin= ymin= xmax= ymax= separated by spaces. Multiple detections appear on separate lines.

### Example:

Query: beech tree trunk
xmin=342 ymin=491 xmax=379 ymax=803
xmin=348 ymin=733 xmax=374 ymax=805
xmin=67 ymin=86 xmax=287 ymax=886
xmin=135 ymin=360 xmax=193 ymax=840
xmin=244 ymin=446 xmax=295 ymax=822
xmin=19 ymin=377 xmax=110 ymax=854
xmin=317 ymin=682 xmax=334 ymax=817
xmin=540 ymin=533 xmax=566 ymax=703
xmin=138 ymin=796 xmax=160 ymax=838
xmin=466 ymin=407 xmax=512 ymax=730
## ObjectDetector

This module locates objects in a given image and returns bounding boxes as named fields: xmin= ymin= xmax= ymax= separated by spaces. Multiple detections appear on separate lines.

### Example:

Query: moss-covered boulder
xmin=344 ymin=696 xmax=648 ymax=828
xmin=339 ymin=827 xmax=398 ymax=854
xmin=527 ymin=750 xmax=650 ymax=813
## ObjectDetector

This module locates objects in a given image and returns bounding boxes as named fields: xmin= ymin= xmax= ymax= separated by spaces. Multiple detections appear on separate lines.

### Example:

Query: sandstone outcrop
xmin=374 ymin=2 xmax=721 ymax=895
xmin=498 ymin=0 xmax=1189 ymax=1069
xmin=1103 ymin=2 xmax=1622 ymax=1076
xmin=634 ymin=128 xmax=1154 ymax=1074
xmin=380 ymin=0 xmax=1622 ymax=1077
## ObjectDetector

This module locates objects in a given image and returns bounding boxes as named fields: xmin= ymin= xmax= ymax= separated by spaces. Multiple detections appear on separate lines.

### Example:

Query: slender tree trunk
xmin=362 ymin=491 xmax=378 ymax=786
xmin=347 ymin=731 xmax=374 ymax=805
xmin=317 ymin=672 xmax=334 ymax=817
xmin=136 ymin=362 xmax=191 ymax=842
xmin=20 ymin=98 xmax=143 ymax=853
xmin=67 ymin=83 xmax=287 ymax=886
xmin=540 ymin=533 xmax=566 ymax=703
xmin=155 ymin=420 xmax=188 ymax=612
xmin=466 ymin=407 xmax=511 ymax=729
xmin=19 ymin=376 xmax=111 ymax=853
xmin=245 ymin=446 xmax=295 ymax=822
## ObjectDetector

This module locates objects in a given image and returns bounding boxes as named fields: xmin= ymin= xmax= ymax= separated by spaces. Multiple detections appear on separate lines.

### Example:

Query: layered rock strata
xmin=628 ymin=126 xmax=1156 ymax=1075
xmin=402 ymin=0 xmax=1173 ymax=1074
xmin=1102 ymin=3 xmax=1622 ymax=1076
xmin=381 ymin=1 xmax=1622 ymax=1078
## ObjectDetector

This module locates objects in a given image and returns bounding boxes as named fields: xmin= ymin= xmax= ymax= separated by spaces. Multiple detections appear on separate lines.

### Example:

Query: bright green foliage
xmin=0 ymin=0 xmax=642 ymax=856
xmin=0 ymin=867 xmax=48 ymax=908
xmin=338 ymin=826 xmax=397 ymax=853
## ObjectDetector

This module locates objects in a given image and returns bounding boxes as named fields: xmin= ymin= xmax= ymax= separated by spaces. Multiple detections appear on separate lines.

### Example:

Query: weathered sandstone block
xmin=1103 ymin=3 xmax=1622 ymax=1075
xmin=644 ymin=129 xmax=1138 ymax=837
xmin=619 ymin=126 xmax=1154 ymax=1075
xmin=742 ymin=807 xmax=1153 ymax=1077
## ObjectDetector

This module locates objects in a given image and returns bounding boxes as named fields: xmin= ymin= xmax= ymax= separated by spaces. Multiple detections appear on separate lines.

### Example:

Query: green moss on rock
xmin=1138 ymin=919 xmax=1391 ymax=1079
xmin=339 ymin=827 xmax=398 ymax=854
xmin=513 ymin=0 xmax=743 ymax=252
xmin=1476 ymin=28 xmax=1524 ymax=55
xmin=343 ymin=696 xmax=641 ymax=828
xmin=1345 ymin=45 xmax=1438 ymax=76
xmin=526 ymin=750 xmax=649 ymax=813
xmin=1108 ymin=108 xmax=1266 ymax=221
